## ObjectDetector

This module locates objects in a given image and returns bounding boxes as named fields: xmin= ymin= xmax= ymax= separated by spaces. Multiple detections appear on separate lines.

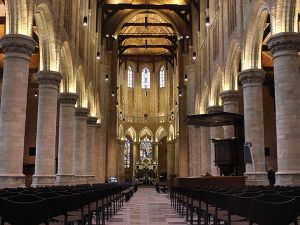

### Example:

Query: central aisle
xmin=108 ymin=187 xmax=188 ymax=225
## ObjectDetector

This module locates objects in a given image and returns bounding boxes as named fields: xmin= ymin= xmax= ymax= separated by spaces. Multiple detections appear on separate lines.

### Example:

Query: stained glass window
xmin=159 ymin=66 xmax=165 ymax=88
xmin=124 ymin=138 xmax=130 ymax=168
xmin=128 ymin=66 xmax=133 ymax=88
xmin=141 ymin=67 xmax=150 ymax=89
xmin=140 ymin=137 xmax=152 ymax=160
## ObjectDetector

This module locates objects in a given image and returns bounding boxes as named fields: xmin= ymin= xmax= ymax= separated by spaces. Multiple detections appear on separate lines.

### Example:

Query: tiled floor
xmin=107 ymin=187 xmax=188 ymax=225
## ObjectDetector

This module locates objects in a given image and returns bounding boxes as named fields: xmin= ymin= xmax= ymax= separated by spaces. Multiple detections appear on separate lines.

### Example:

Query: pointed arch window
xmin=159 ymin=66 xmax=165 ymax=88
xmin=124 ymin=138 xmax=131 ymax=168
xmin=140 ymin=137 xmax=152 ymax=160
xmin=141 ymin=67 xmax=150 ymax=89
xmin=128 ymin=66 xmax=134 ymax=88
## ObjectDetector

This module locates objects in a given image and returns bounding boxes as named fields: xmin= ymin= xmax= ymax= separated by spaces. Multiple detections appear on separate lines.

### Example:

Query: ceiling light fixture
xmin=192 ymin=51 xmax=197 ymax=61
xmin=96 ymin=51 xmax=100 ymax=60
xmin=205 ymin=16 xmax=210 ymax=27
xmin=184 ymin=74 xmax=188 ymax=82
xmin=105 ymin=74 xmax=109 ymax=81
xmin=83 ymin=16 xmax=88 ymax=26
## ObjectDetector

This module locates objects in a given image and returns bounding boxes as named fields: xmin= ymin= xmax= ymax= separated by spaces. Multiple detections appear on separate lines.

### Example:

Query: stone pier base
xmin=245 ymin=172 xmax=268 ymax=185
xmin=0 ymin=174 xmax=25 ymax=188
xmin=276 ymin=171 xmax=300 ymax=186
xmin=31 ymin=175 xmax=56 ymax=187
xmin=56 ymin=174 xmax=75 ymax=185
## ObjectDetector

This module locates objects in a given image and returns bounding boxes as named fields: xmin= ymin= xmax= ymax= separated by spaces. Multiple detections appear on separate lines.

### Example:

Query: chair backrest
xmin=249 ymin=197 xmax=297 ymax=225
xmin=227 ymin=192 xmax=263 ymax=218
xmin=1 ymin=198 xmax=49 ymax=225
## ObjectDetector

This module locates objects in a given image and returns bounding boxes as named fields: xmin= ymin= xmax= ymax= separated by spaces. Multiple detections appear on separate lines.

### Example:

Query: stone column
xmin=95 ymin=123 xmax=104 ymax=183
xmin=268 ymin=32 xmax=300 ymax=185
xmin=85 ymin=117 xmax=98 ymax=183
xmin=0 ymin=34 xmax=36 ymax=187
xmin=167 ymin=140 xmax=175 ymax=176
xmin=220 ymin=90 xmax=240 ymax=138
xmin=56 ymin=93 xmax=78 ymax=185
xmin=73 ymin=107 xmax=89 ymax=184
xmin=117 ymin=140 xmax=125 ymax=182
xmin=189 ymin=126 xmax=201 ymax=176
xmin=132 ymin=142 xmax=139 ymax=178
xmin=154 ymin=142 xmax=159 ymax=162
xmin=201 ymin=126 xmax=211 ymax=175
xmin=239 ymin=69 xmax=267 ymax=184
xmin=31 ymin=71 xmax=62 ymax=187
xmin=174 ymin=139 xmax=180 ymax=176
xmin=208 ymin=106 xmax=224 ymax=175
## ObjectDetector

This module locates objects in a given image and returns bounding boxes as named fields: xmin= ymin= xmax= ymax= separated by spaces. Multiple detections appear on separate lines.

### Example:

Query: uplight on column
xmin=83 ymin=16 xmax=88 ymax=26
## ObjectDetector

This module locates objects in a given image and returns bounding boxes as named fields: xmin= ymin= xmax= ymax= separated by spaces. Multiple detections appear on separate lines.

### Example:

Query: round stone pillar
xmin=268 ymin=32 xmax=300 ymax=185
xmin=239 ymin=69 xmax=267 ymax=185
xmin=117 ymin=140 xmax=126 ymax=182
xmin=189 ymin=126 xmax=200 ymax=176
xmin=174 ymin=139 xmax=180 ymax=176
xmin=31 ymin=71 xmax=62 ymax=187
xmin=200 ymin=126 xmax=211 ymax=174
xmin=56 ymin=93 xmax=78 ymax=185
xmin=73 ymin=107 xmax=89 ymax=184
xmin=208 ymin=106 xmax=224 ymax=175
xmin=167 ymin=140 xmax=175 ymax=176
xmin=95 ymin=123 xmax=103 ymax=183
xmin=85 ymin=117 xmax=97 ymax=183
xmin=132 ymin=142 xmax=139 ymax=178
xmin=0 ymin=34 xmax=36 ymax=187
xmin=220 ymin=90 xmax=240 ymax=138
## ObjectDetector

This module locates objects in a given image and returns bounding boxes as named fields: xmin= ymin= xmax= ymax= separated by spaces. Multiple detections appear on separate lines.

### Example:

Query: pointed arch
xmin=118 ymin=124 xmax=124 ymax=140
xmin=139 ymin=126 xmax=153 ymax=141
xmin=60 ymin=41 xmax=76 ymax=93
xmin=210 ymin=69 xmax=223 ymax=106
xmin=243 ymin=2 xmax=269 ymax=70
xmin=76 ymin=65 xmax=87 ymax=108
xmin=34 ymin=0 xmax=58 ymax=71
xmin=224 ymin=40 xmax=241 ymax=91
xmin=6 ymin=0 xmax=33 ymax=36
xmin=155 ymin=126 xmax=167 ymax=142
xmin=125 ymin=126 xmax=137 ymax=142
xmin=168 ymin=124 xmax=175 ymax=140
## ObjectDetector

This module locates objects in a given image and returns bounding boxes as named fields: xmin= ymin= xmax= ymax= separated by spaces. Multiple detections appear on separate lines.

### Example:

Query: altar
xmin=135 ymin=159 xmax=158 ymax=184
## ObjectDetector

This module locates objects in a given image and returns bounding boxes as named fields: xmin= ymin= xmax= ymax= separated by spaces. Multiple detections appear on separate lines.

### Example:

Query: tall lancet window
xmin=141 ymin=67 xmax=150 ymax=89
xmin=159 ymin=66 xmax=165 ymax=88
xmin=128 ymin=66 xmax=133 ymax=88
xmin=140 ymin=137 xmax=152 ymax=160
xmin=124 ymin=138 xmax=131 ymax=168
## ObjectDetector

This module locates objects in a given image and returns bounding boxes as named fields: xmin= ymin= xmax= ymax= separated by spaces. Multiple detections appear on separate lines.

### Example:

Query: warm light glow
xmin=83 ymin=16 xmax=88 ymax=26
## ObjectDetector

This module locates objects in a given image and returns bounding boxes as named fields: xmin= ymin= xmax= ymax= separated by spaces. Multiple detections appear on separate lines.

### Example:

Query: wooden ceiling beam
xmin=121 ymin=22 xmax=174 ymax=29
xmin=118 ymin=34 xmax=178 ymax=47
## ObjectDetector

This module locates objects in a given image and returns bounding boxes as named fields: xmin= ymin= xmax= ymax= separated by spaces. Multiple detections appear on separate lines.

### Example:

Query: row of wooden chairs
xmin=171 ymin=185 xmax=300 ymax=225
xmin=0 ymin=182 xmax=137 ymax=225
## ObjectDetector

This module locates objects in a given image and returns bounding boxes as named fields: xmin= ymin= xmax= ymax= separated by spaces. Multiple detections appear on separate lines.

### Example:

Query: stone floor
xmin=107 ymin=187 xmax=189 ymax=225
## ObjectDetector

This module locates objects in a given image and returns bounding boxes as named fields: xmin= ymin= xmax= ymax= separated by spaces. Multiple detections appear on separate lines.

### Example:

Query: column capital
xmin=0 ymin=34 xmax=36 ymax=57
xmin=238 ymin=69 xmax=265 ymax=85
xmin=75 ymin=107 xmax=89 ymax=118
xmin=58 ymin=92 xmax=78 ymax=105
xmin=207 ymin=105 xmax=223 ymax=114
xmin=268 ymin=32 xmax=300 ymax=54
xmin=35 ymin=71 xmax=62 ymax=87
xmin=87 ymin=116 xmax=98 ymax=125
xmin=220 ymin=90 xmax=239 ymax=103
